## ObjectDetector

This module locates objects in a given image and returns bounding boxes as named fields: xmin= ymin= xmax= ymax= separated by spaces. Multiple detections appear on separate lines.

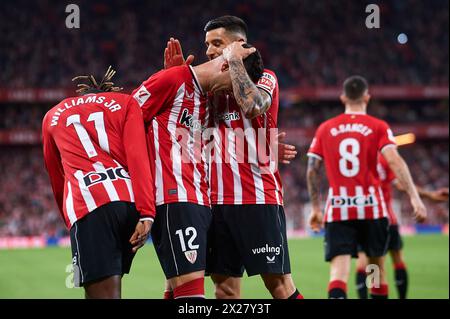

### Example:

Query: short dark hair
xmin=204 ymin=15 xmax=248 ymax=38
xmin=343 ymin=75 xmax=369 ymax=100
xmin=242 ymin=43 xmax=264 ymax=83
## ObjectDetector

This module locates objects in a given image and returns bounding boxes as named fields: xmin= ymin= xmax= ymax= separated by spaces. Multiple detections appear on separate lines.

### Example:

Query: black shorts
xmin=151 ymin=202 xmax=212 ymax=279
xmin=387 ymin=224 xmax=403 ymax=251
xmin=70 ymin=201 xmax=140 ymax=287
xmin=325 ymin=218 xmax=389 ymax=262
xmin=206 ymin=204 xmax=291 ymax=277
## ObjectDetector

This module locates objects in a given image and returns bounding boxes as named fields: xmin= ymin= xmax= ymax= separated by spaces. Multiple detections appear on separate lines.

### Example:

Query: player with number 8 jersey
xmin=307 ymin=112 xmax=396 ymax=223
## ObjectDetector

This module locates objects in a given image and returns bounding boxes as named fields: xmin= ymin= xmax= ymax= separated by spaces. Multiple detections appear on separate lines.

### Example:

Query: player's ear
xmin=364 ymin=93 xmax=371 ymax=104
xmin=221 ymin=61 xmax=229 ymax=72
xmin=340 ymin=94 xmax=347 ymax=105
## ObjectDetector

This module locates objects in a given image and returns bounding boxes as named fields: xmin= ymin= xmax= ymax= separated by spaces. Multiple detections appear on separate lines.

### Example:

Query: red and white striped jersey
xmin=132 ymin=65 xmax=210 ymax=207
xmin=377 ymin=153 xmax=398 ymax=225
xmin=308 ymin=112 xmax=397 ymax=222
xmin=42 ymin=92 xmax=155 ymax=229
xmin=209 ymin=69 xmax=283 ymax=206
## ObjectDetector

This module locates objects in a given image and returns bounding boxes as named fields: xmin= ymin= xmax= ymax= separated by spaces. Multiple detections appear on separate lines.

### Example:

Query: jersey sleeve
xmin=377 ymin=120 xmax=397 ymax=153
xmin=256 ymin=70 xmax=277 ymax=103
xmin=132 ymin=69 xmax=176 ymax=124
xmin=42 ymin=114 xmax=65 ymax=221
xmin=123 ymin=97 xmax=156 ymax=219
xmin=307 ymin=124 xmax=325 ymax=160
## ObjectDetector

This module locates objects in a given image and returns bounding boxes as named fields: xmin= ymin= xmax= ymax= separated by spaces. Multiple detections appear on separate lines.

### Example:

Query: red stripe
xmin=394 ymin=262 xmax=407 ymax=270
xmin=371 ymin=284 xmax=388 ymax=296
xmin=328 ymin=280 xmax=347 ymax=293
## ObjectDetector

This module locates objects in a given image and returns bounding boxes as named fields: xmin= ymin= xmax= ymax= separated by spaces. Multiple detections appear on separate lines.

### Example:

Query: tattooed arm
xmin=382 ymin=146 xmax=427 ymax=222
xmin=223 ymin=42 xmax=271 ymax=119
xmin=307 ymin=156 xmax=324 ymax=232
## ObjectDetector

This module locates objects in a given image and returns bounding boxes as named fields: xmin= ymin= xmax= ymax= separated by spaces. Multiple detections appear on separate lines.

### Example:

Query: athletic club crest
xmin=185 ymin=250 xmax=197 ymax=264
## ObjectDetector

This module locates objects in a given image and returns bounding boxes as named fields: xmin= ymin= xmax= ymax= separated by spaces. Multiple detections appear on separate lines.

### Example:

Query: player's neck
xmin=345 ymin=105 xmax=367 ymax=115
xmin=191 ymin=65 xmax=211 ymax=94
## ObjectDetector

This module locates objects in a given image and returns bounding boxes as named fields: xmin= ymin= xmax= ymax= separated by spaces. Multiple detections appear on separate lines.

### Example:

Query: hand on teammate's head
xmin=222 ymin=41 xmax=256 ymax=62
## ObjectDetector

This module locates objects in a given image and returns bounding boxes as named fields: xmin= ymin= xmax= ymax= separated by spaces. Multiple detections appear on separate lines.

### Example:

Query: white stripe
xmin=113 ymin=160 xmax=134 ymax=202
xmin=74 ymin=223 xmax=84 ymax=284
xmin=92 ymin=162 xmax=120 ymax=202
xmin=214 ymin=128 xmax=224 ymax=204
xmin=326 ymin=188 xmax=333 ymax=223
xmin=369 ymin=186 xmax=379 ymax=219
xmin=66 ymin=181 xmax=77 ymax=226
xmin=339 ymin=186 xmax=349 ymax=221
xmin=355 ymin=186 xmax=365 ymax=220
xmin=227 ymin=128 xmax=242 ymax=204
xmin=166 ymin=205 xmax=179 ymax=276
xmin=192 ymin=82 xmax=204 ymax=205
xmin=89 ymin=112 xmax=110 ymax=154
xmin=74 ymin=170 xmax=97 ymax=211
xmin=243 ymin=116 xmax=266 ymax=204
xmin=276 ymin=206 xmax=285 ymax=274
xmin=152 ymin=120 xmax=164 ymax=205
xmin=378 ymin=187 xmax=389 ymax=219
xmin=168 ymin=84 xmax=187 ymax=201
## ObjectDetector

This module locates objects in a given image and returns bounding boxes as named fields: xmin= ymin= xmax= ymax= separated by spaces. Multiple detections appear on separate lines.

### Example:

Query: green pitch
xmin=0 ymin=234 xmax=447 ymax=299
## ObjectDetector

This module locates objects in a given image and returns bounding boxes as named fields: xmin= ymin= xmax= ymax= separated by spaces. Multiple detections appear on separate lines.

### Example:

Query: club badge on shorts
xmin=185 ymin=250 xmax=197 ymax=264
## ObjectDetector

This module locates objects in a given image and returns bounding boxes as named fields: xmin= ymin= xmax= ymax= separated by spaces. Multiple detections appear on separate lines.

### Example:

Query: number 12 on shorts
xmin=175 ymin=227 xmax=200 ymax=264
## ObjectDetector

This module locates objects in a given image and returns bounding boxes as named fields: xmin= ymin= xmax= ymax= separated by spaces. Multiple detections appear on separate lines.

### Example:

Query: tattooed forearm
xmin=307 ymin=156 xmax=323 ymax=209
xmin=228 ymin=58 xmax=269 ymax=118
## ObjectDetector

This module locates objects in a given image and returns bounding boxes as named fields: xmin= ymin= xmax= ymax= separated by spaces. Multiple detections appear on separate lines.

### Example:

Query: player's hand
xmin=164 ymin=38 xmax=194 ymax=69
xmin=428 ymin=188 xmax=449 ymax=202
xmin=130 ymin=220 xmax=153 ymax=253
xmin=411 ymin=197 xmax=427 ymax=223
xmin=277 ymin=132 xmax=297 ymax=164
xmin=223 ymin=42 xmax=256 ymax=62
xmin=309 ymin=210 xmax=323 ymax=233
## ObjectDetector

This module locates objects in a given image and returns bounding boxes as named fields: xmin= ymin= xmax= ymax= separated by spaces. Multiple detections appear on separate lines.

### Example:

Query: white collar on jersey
xmin=345 ymin=111 xmax=367 ymax=115
xmin=188 ymin=65 xmax=205 ymax=96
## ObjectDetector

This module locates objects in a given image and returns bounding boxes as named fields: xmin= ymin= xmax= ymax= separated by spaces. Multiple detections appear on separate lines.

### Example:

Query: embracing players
xmin=133 ymin=42 xmax=263 ymax=299
xmin=306 ymin=75 xmax=427 ymax=299
xmin=163 ymin=15 xmax=303 ymax=299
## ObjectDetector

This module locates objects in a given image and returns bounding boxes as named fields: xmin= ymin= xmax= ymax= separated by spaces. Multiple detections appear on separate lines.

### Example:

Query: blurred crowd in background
xmin=0 ymin=0 xmax=448 ymax=89
xmin=0 ymin=0 xmax=448 ymax=236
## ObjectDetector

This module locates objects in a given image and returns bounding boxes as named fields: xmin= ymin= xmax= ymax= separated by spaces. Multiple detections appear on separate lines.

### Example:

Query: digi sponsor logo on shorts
xmin=252 ymin=244 xmax=281 ymax=264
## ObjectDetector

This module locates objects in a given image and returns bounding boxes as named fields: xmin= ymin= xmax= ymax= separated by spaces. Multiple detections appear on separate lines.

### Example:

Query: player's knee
xmin=263 ymin=275 xmax=294 ymax=299
xmin=214 ymin=282 xmax=240 ymax=299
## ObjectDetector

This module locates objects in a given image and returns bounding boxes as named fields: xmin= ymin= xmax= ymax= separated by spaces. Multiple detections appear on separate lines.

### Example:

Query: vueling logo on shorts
xmin=252 ymin=244 xmax=281 ymax=264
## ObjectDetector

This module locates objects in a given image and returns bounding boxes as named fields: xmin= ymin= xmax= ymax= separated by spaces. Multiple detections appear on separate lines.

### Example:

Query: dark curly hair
xmin=242 ymin=43 xmax=264 ymax=83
